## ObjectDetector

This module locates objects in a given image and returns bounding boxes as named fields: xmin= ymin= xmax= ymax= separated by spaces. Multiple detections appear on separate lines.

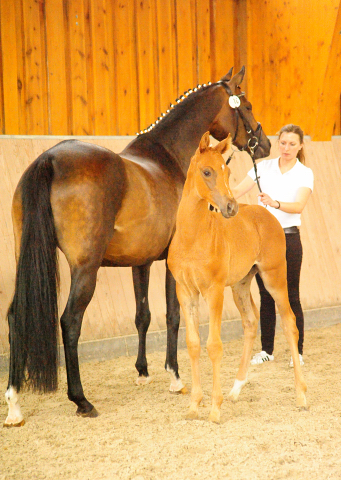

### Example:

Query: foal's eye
xmin=203 ymin=170 xmax=211 ymax=177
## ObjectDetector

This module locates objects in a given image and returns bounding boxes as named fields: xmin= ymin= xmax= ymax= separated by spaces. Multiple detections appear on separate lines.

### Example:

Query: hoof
xmin=208 ymin=412 xmax=221 ymax=424
xmin=170 ymin=385 xmax=188 ymax=395
xmin=3 ymin=419 xmax=25 ymax=428
xmin=135 ymin=375 xmax=153 ymax=386
xmin=185 ymin=410 xmax=199 ymax=421
xmin=228 ymin=391 xmax=239 ymax=403
xmin=298 ymin=405 xmax=310 ymax=412
xmin=76 ymin=406 xmax=99 ymax=418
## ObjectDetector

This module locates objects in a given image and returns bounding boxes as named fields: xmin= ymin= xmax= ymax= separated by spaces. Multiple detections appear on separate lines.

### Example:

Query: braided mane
xmin=136 ymin=82 xmax=212 ymax=136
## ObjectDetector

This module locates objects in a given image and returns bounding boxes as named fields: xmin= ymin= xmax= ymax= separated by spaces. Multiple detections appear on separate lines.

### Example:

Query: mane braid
xmin=136 ymin=82 xmax=212 ymax=136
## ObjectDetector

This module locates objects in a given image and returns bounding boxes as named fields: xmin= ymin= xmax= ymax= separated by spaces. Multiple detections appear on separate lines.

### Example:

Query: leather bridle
xmin=217 ymin=80 xmax=263 ymax=192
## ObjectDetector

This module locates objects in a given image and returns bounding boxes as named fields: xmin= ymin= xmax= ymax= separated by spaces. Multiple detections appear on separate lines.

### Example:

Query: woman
xmin=232 ymin=124 xmax=314 ymax=366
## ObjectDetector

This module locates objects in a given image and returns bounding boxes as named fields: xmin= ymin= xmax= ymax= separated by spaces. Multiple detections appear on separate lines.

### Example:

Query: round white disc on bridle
xmin=229 ymin=95 xmax=241 ymax=108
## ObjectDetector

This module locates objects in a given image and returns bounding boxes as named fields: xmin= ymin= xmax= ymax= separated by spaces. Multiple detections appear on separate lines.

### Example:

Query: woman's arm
xmin=258 ymin=186 xmax=312 ymax=213
xmin=232 ymin=175 xmax=256 ymax=199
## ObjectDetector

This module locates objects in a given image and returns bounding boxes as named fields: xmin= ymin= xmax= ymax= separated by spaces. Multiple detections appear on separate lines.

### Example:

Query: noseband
xmin=217 ymin=80 xmax=263 ymax=192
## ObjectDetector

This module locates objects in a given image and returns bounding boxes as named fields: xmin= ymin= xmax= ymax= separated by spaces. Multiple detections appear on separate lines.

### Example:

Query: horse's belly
xmin=103 ymin=222 xmax=172 ymax=266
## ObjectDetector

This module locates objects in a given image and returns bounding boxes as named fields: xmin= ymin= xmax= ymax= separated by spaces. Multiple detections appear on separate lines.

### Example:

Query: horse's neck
xmin=177 ymin=183 xmax=210 ymax=233
xmin=126 ymin=86 xmax=225 ymax=176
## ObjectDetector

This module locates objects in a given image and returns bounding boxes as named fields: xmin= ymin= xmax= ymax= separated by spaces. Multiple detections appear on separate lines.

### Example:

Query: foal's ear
xmin=213 ymin=134 xmax=232 ymax=155
xmin=199 ymin=131 xmax=211 ymax=153
xmin=220 ymin=67 xmax=233 ymax=82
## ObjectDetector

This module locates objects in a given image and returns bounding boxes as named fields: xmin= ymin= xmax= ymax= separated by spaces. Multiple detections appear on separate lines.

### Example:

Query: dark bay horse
xmin=4 ymin=67 xmax=271 ymax=427
xmin=168 ymin=132 xmax=307 ymax=423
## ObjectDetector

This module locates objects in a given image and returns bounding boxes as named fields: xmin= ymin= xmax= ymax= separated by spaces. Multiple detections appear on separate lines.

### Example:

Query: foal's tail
xmin=8 ymin=153 xmax=59 ymax=393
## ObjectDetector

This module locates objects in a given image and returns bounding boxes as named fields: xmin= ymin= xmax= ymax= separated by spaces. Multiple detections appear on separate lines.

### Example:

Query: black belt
xmin=283 ymin=226 xmax=299 ymax=234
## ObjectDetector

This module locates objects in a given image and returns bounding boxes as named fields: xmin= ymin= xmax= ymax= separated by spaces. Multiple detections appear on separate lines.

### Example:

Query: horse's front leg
xmin=132 ymin=264 xmax=153 ymax=385
xmin=165 ymin=265 xmax=186 ymax=393
xmin=61 ymin=266 xmax=99 ymax=417
xmin=176 ymin=284 xmax=201 ymax=419
xmin=205 ymin=285 xmax=225 ymax=423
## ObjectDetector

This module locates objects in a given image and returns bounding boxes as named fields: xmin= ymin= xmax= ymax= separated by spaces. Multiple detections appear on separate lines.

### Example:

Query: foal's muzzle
xmin=221 ymin=198 xmax=239 ymax=219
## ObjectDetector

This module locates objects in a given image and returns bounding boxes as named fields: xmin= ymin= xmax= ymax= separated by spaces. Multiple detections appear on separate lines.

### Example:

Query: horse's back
xmin=232 ymin=203 xmax=286 ymax=272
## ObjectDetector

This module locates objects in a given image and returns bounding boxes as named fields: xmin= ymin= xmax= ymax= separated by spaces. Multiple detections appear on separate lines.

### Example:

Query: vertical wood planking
xmin=66 ymin=0 xmax=91 ymax=135
xmin=312 ymin=3 xmax=341 ymax=140
xmin=22 ymin=0 xmax=48 ymax=134
xmin=211 ymin=0 xmax=235 ymax=81
xmin=233 ymin=0 xmax=247 ymax=79
xmin=155 ymin=0 xmax=177 ymax=118
xmin=0 ymin=1 xmax=19 ymax=134
xmin=13 ymin=1 xmax=27 ymax=135
xmin=89 ymin=0 xmax=110 ymax=135
xmin=175 ymin=0 xmax=195 ymax=94
xmin=45 ymin=0 xmax=69 ymax=134
xmin=196 ymin=0 xmax=211 ymax=84
xmin=0 ymin=0 xmax=340 ymax=138
xmin=135 ymin=0 xmax=159 ymax=131
xmin=113 ymin=1 xmax=138 ymax=135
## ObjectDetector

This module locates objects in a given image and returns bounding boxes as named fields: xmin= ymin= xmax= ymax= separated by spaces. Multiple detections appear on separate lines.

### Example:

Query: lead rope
xmin=247 ymin=131 xmax=262 ymax=193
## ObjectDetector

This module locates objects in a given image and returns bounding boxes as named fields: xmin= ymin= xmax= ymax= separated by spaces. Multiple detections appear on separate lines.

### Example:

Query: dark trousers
xmin=255 ymin=231 xmax=304 ymax=355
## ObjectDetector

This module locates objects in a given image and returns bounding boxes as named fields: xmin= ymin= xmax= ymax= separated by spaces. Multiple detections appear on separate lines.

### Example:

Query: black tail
xmin=8 ymin=153 xmax=59 ymax=393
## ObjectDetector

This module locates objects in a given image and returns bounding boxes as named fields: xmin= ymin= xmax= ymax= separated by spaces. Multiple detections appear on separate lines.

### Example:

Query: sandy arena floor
xmin=1 ymin=322 xmax=341 ymax=480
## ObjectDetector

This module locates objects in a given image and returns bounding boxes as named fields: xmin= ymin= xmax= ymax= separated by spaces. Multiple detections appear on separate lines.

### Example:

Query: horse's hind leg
xmin=261 ymin=266 xmax=307 ymax=408
xmin=61 ymin=265 xmax=100 ymax=417
xmin=133 ymin=264 xmax=153 ymax=385
xmin=165 ymin=265 xmax=186 ymax=393
xmin=229 ymin=267 xmax=259 ymax=401
xmin=4 ymin=315 xmax=25 ymax=427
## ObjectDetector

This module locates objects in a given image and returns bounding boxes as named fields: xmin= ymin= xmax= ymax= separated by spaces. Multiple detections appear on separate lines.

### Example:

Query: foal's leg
xmin=205 ymin=285 xmax=225 ymax=423
xmin=261 ymin=267 xmax=307 ymax=408
xmin=176 ymin=285 xmax=201 ymax=419
xmin=229 ymin=268 xmax=259 ymax=401
xmin=165 ymin=265 xmax=186 ymax=393
xmin=61 ymin=265 xmax=100 ymax=417
xmin=132 ymin=264 xmax=152 ymax=385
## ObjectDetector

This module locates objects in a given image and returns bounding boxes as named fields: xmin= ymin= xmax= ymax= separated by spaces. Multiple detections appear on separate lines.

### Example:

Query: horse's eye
xmin=203 ymin=170 xmax=211 ymax=177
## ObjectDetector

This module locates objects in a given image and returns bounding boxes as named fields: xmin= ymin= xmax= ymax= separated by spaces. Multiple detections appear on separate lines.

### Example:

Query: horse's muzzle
xmin=222 ymin=199 xmax=239 ymax=219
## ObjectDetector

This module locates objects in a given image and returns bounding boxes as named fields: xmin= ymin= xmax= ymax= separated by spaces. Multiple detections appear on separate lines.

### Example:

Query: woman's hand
xmin=258 ymin=192 xmax=279 ymax=209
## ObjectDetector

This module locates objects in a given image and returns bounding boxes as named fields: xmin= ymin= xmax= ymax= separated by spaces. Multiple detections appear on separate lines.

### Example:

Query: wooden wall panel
xmin=196 ymin=0 xmax=211 ymax=83
xmin=210 ymin=0 xmax=235 ymax=81
xmin=66 ymin=0 xmax=92 ymax=135
xmin=312 ymin=4 xmax=341 ymax=139
xmin=89 ymin=0 xmax=116 ymax=135
xmin=245 ymin=0 xmax=340 ymax=139
xmin=1 ymin=135 xmax=341 ymax=357
xmin=0 ymin=0 xmax=340 ymax=137
xmin=0 ymin=1 xmax=19 ymax=134
xmin=22 ymin=0 xmax=48 ymax=134
xmin=135 ymin=0 xmax=159 ymax=131
xmin=113 ymin=1 xmax=139 ymax=135
xmin=175 ymin=0 xmax=196 ymax=94
xmin=155 ymin=0 xmax=177 ymax=120
xmin=45 ymin=0 xmax=69 ymax=134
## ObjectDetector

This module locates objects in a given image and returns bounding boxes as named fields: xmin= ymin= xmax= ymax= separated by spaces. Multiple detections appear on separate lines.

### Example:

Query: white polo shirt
xmin=248 ymin=157 xmax=314 ymax=228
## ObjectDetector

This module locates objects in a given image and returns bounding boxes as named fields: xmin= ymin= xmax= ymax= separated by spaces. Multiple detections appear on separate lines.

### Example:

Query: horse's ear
xmin=228 ymin=66 xmax=245 ymax=90
xmin=199 ymin=131 xmax=211 ymax=153
xmin=214 ymin=134 xmax=232 ymax=155
xmin=220 ymin=67 xmax=233 ymax=82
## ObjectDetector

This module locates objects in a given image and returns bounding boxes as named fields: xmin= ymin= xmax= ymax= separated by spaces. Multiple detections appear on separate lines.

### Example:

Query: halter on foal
xmin=168 ymin=132 xmax=307 ymax=423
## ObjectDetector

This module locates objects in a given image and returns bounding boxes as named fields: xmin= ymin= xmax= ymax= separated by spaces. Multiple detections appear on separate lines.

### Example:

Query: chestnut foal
xmin=168 ymin=132 xmax=307 ymax=423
